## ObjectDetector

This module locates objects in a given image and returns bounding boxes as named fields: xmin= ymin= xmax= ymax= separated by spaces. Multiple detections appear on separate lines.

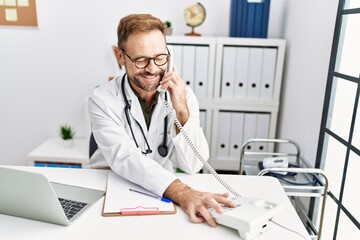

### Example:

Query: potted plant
xmin=59 ymin=124 xmax=75 ymax=147
xmin=163 ymin=20 xmax=173 ymax=36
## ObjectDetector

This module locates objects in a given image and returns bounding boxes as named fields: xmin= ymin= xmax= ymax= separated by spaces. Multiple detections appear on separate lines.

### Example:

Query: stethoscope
xmin=121 ymin=74 xmax=168 ymax=157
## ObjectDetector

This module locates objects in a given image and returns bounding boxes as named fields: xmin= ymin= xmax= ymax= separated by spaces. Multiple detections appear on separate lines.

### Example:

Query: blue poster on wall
xmin=230 ymin=0 xmax=271 ymax=38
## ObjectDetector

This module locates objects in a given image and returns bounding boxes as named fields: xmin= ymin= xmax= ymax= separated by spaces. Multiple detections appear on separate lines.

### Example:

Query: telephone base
xmin=238 ymin=221 xmax=273 ymax=240
xmin=209 ymin=197 xmax=282 ymax=240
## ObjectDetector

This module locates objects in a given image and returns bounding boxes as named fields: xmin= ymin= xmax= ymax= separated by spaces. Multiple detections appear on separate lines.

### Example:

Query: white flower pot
xmin=164 ymin=28 xmax=173 ymax=36
xmin=62 ymin=139 xmax=74 ymax=148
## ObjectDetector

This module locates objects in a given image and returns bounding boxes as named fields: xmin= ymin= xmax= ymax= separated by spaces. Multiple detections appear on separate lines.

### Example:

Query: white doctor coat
xmin=88 ymin=75 xmax=209 ymax=196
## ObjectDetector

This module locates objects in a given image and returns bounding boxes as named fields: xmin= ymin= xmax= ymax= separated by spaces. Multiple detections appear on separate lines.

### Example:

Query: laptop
xmin=0 ymin=167 xmax=105 ymax=226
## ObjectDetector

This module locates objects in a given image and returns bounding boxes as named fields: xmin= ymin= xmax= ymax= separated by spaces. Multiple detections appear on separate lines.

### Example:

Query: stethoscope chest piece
xmin=158 ymin=145 xmax=168 ymax=157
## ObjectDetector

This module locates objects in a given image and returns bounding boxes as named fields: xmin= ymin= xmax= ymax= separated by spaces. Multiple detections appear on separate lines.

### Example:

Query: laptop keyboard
xmin=58 ymin=198 xmax=87 ymax=220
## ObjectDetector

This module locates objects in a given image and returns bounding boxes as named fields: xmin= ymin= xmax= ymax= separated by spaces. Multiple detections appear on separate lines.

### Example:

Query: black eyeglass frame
xmin=120 ymin=47 xmax=171 ymax=69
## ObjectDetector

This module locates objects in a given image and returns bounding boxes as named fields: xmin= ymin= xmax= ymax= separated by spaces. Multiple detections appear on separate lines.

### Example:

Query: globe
xmin=184 ymin=2 xmax=206 ymax=36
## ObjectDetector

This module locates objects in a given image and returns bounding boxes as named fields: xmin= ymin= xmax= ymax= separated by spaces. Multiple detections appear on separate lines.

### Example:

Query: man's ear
xmin=112 ymin=45 xmax=124 ymax=69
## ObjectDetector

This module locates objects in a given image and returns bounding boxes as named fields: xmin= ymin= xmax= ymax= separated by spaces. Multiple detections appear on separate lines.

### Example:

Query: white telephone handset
xmin=158 ymin=46 xmax=281 ymax=240
xmin=166 ymin=46 xmax=174 ymax=73
xmin=157 ymin=46 xmax=174 ymax=93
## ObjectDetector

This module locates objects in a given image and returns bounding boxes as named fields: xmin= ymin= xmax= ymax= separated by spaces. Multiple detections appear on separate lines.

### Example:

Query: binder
xmin=261 ymin=0 xmax=271 ymax=38
xmin=221 ymin=46 xmax=237 ymax=98
xmin=194 ymin=46 xmax=209 ymax=98
xmin=246 ymin=2 xmax=256 ymax=37
xmin=260 ymin=48 xmax=277 ymax=100
xmin=216 ymin=111 xmax=231 ymax=160
xmin=234 ymin=47 xmax=250 ymax=99
xmin=229 ymin=0 xmax=238 ymax=37
xmin=230 ymin=0 xmax=270 ymax=38
xmin=255 ymin=113 xmax=270 ymax=153
xmin=102 ymin=172 xmax=176 ymax=216
xmin=171 ymin=45 xmax=183 ymax=76
xmin=199 ymin=110 xmax=207 ymax=132
xmin=182 ymin=45 xmax=196 ymax=89
xmin=243 ymin=113 xmax=258 ymax=152
xmin=229 ymin=112 xmax=245 ymax=160
xmin=247 ymin=48 xmax=263 ymax=100
xmin=253 ymin=1 xmax=263 ymax=38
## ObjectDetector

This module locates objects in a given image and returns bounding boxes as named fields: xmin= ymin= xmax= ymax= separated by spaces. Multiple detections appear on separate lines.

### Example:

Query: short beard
xmin=128 ymin=70 xmax=165 ymax=92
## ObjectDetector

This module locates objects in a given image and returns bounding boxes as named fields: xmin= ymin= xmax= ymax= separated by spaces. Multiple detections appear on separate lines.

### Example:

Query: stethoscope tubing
xmin=121 ymin=74 xmax=168 ymax=156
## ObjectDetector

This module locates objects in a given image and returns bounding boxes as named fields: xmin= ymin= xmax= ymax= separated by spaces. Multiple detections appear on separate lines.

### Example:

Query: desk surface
xmin=0 ymin=166 xmax=310 ymax=240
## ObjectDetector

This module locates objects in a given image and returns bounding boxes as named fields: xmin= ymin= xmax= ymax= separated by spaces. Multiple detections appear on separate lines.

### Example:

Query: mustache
xmin=139 ymin=70 xmax=165 ymax=78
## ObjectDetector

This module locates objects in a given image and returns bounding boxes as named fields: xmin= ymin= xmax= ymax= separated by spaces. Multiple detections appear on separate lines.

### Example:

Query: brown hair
xmin=117 ymin=14 xmax=165 ymax=49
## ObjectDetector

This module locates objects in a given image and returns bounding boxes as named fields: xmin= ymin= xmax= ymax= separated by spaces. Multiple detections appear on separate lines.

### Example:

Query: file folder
xmin=243 ymin=113 xmax=258 ymax=152
xmin=247 ymin=48 xmax=263 ymax=100
xmin=246 ymin=2 xmax=256 ymax=37
xmin=229 ymin=112 xmax=245 ymax=160
xmin=194 ymin=46 xmax=209 ymax=98
xmin=221 ymin=47 xmax=237 ymax=98
xmin=171 ymin=45 xmax=183 ymax=77
xmin=216 ymin=111 xmax=231 ymax=160
xmin=255 ymin=113 xmax=270 ymax=152
xmin=234 ymin=47 xmax=250 ymax=99
xmin=102 ymin=172 xmax=176 ymax=216
xmin=182 ymin=46 xmax=196 ymax=89
xmin=230 ymin=0 xmax=270 ymax=38
xmin=260 ymin=48 xmax=277 ymax=100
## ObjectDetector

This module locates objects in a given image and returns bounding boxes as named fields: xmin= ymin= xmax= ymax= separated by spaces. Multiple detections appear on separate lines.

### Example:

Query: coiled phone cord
xmin=159 ymin=92 xmax=241 ymax=197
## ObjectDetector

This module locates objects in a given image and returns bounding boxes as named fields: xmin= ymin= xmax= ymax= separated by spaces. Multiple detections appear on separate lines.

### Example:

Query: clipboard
xmin=102 ymin=172 xmax=176 ymax=216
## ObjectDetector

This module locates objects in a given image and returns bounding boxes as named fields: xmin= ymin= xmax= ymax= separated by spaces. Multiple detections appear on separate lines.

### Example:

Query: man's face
xmin=121 ymin=30 xmax=168 ymax=93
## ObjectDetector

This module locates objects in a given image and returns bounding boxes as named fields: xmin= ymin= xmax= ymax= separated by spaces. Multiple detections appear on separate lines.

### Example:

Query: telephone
xmin=209 ymin=197 xmax=282 ymax=240
xmin=157 ymin=46 xmax=174 ymax=93
xmin=158 ymin=46 xmax=281 ymax=240
xmin=166 ymin=46 xmax=174 ymax=73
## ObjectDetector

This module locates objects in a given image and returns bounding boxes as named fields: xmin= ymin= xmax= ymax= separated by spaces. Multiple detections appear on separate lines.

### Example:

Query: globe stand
xmin=185 ymin=26 xmax=201 ymax=37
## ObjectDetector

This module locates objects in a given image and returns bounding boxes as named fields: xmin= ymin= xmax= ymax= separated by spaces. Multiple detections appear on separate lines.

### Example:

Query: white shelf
xmin=27 ymin=137 xmax=88 ymax=168
xmin=167 ymin=36 xmax=286 ymax=171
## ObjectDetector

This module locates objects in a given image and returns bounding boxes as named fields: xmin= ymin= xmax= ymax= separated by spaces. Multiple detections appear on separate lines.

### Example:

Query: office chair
xmin=89 ymin=132 xmax=98 ymax=158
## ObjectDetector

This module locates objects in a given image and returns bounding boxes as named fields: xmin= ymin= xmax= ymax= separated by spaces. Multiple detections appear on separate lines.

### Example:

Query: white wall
xmin=276 ymin=0 xmax=338 ymax=165
xmin=0 ymin=0 xmax=338 ymax=166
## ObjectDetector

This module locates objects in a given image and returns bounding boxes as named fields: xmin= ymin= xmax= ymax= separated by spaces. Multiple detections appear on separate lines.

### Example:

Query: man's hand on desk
xmin=163 ymin=179 xmax=236 ymax=227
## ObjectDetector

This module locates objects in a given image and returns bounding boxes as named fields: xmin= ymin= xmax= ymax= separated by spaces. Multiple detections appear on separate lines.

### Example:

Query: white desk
xmin=27 ymin=138 xmax=88 ymax=168
xmin=0 ymin=166 xmax=310 ymax=240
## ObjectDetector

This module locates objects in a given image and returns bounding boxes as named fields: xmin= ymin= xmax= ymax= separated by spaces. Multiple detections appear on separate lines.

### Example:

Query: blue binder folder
xmin=230 ymin=0 xmax=270 ymax=38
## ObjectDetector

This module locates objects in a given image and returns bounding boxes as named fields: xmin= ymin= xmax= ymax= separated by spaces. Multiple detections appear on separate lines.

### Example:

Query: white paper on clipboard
xmin=102 ymin=172 xmax=176 ymax=216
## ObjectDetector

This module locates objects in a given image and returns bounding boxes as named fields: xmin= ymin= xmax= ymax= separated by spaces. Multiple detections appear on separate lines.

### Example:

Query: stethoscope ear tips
xmin=158 ymin=146 xmax=168 ymax=157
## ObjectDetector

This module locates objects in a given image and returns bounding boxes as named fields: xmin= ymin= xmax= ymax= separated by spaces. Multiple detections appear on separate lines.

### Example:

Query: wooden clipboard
xmin=102 ymin=172 xmax=176 ymax=216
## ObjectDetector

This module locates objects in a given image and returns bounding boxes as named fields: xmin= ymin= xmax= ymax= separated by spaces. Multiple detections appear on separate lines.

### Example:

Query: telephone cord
xmin=160 ymin=93 xmax=241 ymax=197
xmin=269 ymin=219 xmax=308 ymax=240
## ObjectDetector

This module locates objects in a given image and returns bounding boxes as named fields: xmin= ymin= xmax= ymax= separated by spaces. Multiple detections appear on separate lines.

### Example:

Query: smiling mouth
xmin=140 ymin=73 xmax=162 ymax=84
xmin=137 ymin=70 xmax=165 ymax=83
xmin=142 ymin=74 xmax=158 ymax=79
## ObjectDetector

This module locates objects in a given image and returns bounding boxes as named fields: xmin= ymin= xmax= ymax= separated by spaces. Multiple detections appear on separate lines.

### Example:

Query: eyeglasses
xmin=121 ymin=48 xmax=170 ymax=69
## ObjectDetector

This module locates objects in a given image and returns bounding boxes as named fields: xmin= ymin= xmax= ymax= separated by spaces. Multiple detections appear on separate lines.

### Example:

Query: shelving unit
xmin=27 ymin=137 xmax=88 ymax=168
xmin=167 ymin=36 xmax=286 ymax=171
